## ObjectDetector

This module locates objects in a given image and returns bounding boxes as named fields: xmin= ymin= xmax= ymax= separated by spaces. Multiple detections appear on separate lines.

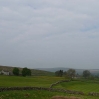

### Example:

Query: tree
xmin=83 ymin=70 xmax=91 ymax=78
xmin=13 ymin=67 xmax=19 ymax=76
xmin=63 ymin=71 xmax=67 ymax=76
xmin=22 ymin=67 xmax=31 ymax=77
xmin=67 ymin=69 xmax=76 ymax=79
xmin=55 ymin=70 xmax=63 ymax=77
xmin=26 ymin=68 xmax=31 ymax=76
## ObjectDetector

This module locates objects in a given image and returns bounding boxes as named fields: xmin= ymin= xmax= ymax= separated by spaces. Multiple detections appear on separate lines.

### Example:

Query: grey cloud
xmin=0 ymin=0 xmax=99 ymax=69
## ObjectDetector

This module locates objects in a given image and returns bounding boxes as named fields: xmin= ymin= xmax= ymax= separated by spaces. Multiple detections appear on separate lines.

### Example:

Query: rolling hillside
xmin=0 ymin=65 xmax=54 ymax=76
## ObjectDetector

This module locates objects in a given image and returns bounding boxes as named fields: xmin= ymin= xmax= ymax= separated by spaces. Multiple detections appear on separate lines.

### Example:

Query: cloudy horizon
xmin=0 ymin=0 xmax=99 ymax=69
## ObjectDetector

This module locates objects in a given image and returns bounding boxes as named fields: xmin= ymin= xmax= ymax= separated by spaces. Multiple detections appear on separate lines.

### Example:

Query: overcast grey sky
xmin=0 ymin=0 xmax=99 ymax=69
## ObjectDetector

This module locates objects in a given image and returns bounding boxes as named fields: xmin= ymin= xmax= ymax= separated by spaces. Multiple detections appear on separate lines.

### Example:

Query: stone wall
xmin=88 ymin=92 xmax=99 ymax=96
xmin=50 ymin=80 xmax=70 ymax=88
xmin=0 ymin=86 xmax=84 ymax=95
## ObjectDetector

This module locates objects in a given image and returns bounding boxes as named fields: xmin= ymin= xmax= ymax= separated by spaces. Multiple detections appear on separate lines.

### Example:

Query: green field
xmin=0 ymin=75 xmax=63 ymax=87
xmin=0 ymin=75 xmax=99 ymax=99
xmin=54 ymin=80 xmax=99 ymax=93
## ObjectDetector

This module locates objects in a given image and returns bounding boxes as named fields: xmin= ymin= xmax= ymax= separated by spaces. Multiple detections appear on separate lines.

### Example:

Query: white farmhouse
xmin=0 ymin=70 xmax=10 ymax=75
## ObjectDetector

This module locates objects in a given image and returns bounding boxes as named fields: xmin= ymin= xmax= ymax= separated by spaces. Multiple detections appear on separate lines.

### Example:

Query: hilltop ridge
xmin=0 ymin=65 xmax=54 ymax=76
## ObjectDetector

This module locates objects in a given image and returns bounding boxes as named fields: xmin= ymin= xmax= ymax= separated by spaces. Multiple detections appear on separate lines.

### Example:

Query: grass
xmin=54 ymin=80 xmax=99 ymax=94
xmin=0 ymin=76 xmax=99 ymax=99
xmin=0 ymin=90 xmax=99 ymax=99
xmin=0 ymin=75 xmax=64 ymax=87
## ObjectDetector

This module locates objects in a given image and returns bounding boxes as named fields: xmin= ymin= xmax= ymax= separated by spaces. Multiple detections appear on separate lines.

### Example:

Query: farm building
xmin=0 ymin=70 xmax=10 ymax=75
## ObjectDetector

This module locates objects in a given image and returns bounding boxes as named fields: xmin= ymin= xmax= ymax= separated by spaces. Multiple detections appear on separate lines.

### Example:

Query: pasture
xmin=0 ymin=75 xmax=63 ymax=87
xmin=0 ymin=75 xmax=99 ymax=99
xmin=54 ymin=80 xmax=99 ymax=93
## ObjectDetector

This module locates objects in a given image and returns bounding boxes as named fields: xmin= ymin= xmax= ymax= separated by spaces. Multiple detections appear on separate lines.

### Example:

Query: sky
xmin=0 ymin=0 xmax=99 ymax=69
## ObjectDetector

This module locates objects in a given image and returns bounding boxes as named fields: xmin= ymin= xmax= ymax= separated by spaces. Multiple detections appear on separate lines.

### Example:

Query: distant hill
xmin=36 ymin=67 xmax=69 ymax=72
xmin=0 ymin=65 xmax=54 ymax=76
xmin=36 ymin=67 xmax=99 ymax=76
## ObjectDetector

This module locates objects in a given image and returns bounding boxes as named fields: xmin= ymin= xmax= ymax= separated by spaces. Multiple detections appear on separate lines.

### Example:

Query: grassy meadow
xmin=0 ymin=75 xmax=99 ymax=99
xmin=0 ymin=75 xmax=63 ymax=87
xmin=54 ymin=80 xmax=99 ymax=93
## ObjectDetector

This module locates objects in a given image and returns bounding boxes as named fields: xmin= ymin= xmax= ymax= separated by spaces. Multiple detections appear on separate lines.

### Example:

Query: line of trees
xmin=55 ymin=69 xmax=76 ymax=79
xmin=55 ymin=70 xmax=63 ymax=77
xmin=13 ymin=67 xmax=31 ymax=77
xmin=55 ymin=69 xmax=95 ymax=79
